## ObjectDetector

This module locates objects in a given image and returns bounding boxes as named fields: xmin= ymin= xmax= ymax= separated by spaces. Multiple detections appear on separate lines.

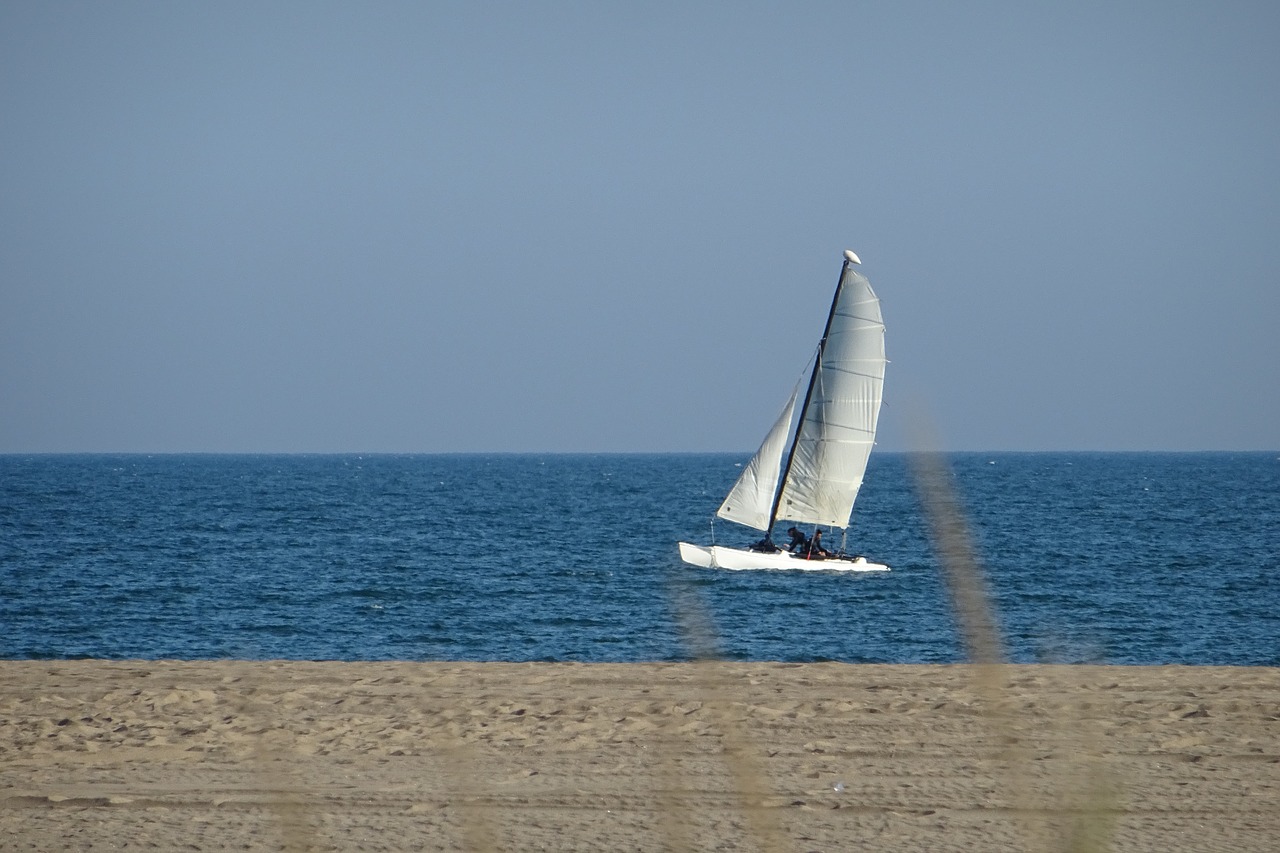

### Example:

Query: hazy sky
xmin=3 ymin=1 xmax=1277 ymax=453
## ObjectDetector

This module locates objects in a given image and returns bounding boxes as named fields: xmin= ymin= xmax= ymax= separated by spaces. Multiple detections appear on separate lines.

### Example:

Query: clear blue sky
xmin=3 ymin=1 xmax=1277 ymax=453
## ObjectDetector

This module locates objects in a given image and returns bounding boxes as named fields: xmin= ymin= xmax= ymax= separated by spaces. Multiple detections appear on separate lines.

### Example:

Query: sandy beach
xmin=1 ymin=661 xmax=1276 ymax=851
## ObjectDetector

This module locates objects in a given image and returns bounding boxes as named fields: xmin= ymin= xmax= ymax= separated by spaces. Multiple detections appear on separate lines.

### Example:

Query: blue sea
xmin=1 ymin=453 xmax=1277 ymax=665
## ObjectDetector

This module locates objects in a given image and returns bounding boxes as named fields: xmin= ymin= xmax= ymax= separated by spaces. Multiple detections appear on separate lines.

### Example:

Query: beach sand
xmin=1 ymin=661 xmax=1276 ymax=851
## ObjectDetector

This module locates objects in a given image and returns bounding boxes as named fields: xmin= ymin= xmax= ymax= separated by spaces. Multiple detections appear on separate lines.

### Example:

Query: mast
xmin=765 ymin=251 xmax=859 ymax=536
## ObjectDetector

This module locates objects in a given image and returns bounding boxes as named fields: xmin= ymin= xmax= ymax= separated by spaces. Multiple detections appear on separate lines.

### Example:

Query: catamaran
xmin=678 ymin=250 xmax=889 ymax=572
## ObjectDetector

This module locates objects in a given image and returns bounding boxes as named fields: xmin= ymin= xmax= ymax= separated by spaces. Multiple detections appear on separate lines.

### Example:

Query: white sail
xmin=775 ymin=266 xmax=886 ymax=528
xmin=715 ymin=385 xmax=799 ymax=531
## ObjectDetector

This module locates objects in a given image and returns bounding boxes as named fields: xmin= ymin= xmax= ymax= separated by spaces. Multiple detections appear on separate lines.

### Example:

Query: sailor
xmin=749 ymin=535 xmax=779 ymax=553
xmin=805 ymin=529 xmax=831 ymax=559
xmin=785 ymin=527 xmax=809 ymax=553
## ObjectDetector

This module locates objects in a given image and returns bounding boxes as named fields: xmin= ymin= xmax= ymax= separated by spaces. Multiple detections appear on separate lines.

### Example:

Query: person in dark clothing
xmin=804 ymin=528 xmax=832 ymax=559
xmin=749 ymin=536 xmax=779 ymax=553
xmin=785 ymin=526 xmax=809 ymax=553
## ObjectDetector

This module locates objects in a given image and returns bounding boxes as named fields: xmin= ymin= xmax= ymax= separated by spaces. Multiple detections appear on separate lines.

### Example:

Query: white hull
xmin=678 ymin=542 xmax=889 ymax=573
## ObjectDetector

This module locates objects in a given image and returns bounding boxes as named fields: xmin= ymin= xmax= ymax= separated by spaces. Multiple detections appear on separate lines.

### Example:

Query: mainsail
xmin=715 ymin=259 xmax=886 ymax=533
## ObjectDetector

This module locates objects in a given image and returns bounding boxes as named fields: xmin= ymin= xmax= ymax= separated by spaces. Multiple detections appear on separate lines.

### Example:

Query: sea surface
xmin=1 ymin=453 xmax=1277 ymax=665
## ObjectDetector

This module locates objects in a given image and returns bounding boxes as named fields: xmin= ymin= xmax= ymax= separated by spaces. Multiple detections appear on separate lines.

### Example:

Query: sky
xmin=2 ymin=1 xmax=1278 ymax=453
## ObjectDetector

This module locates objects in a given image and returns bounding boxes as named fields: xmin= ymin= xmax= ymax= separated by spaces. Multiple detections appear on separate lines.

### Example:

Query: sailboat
xmin=678 ymin=249 xmax=889 ymax=572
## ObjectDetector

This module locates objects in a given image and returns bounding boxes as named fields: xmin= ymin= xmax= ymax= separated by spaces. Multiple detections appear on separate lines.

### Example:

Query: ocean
xmin=1 ymin=453 xmax=1276 ymax=665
